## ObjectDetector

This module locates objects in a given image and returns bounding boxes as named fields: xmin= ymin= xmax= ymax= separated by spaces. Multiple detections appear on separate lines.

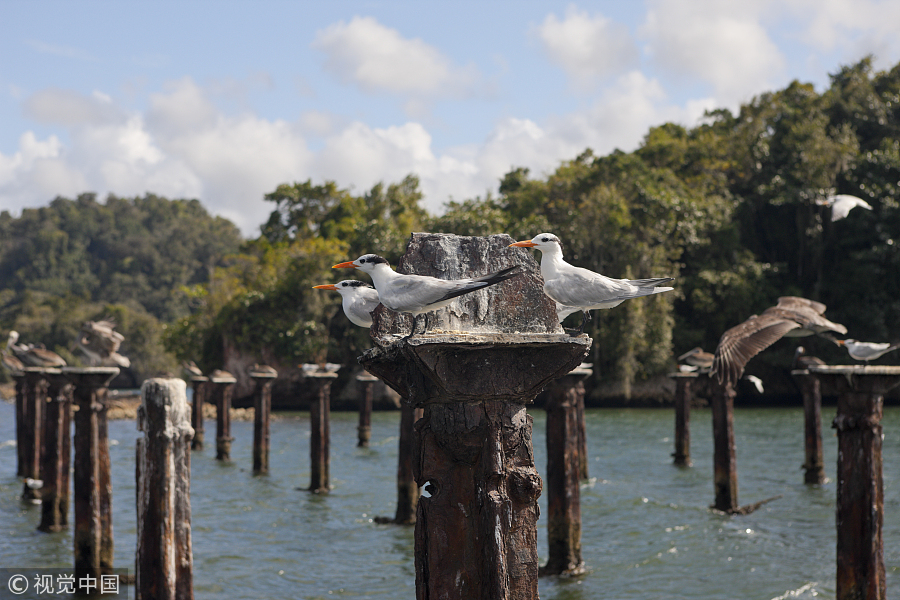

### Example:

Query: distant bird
xmin=677 ymin=364 xmax=699 ymax=373
xmin=837 ymin=339 xmax=900 ymax=362
xmin=182 ymin=361 xmax=203 ymax=378
xmin=710 ymin=297 xmax=847 ymax=387
xmin=1 ymin=347 xmax=24 ymax=374
xmin=743 ymin=375 xmax=765 ymax=394
xmin=312 ymin=280 xmax=381 ymax=328
xmin=333 ymin=254 xmax=524 ymax=338
xmin=76 ymin=319 xmax=130 ymax=368
xmin=209 ymin=369 xmax=234 ymax=380
xmin=247 ymin=364 xmax=277 ymax=377
xmin=817 ymin=194 xmax=873 ymax=221
xmin=510 ymin=233 xmax=674 ymax=334
xmin=792 ymin=346 xmax=825 ymax=370
xmin=678 ymin=347 xmax=714 ymax=370
xmin=6 ymin=331 xmax=67 ymax=368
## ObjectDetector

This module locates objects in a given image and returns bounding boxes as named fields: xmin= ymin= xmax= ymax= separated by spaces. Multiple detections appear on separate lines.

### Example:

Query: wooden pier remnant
xmin=209 ymin=371 xmax=236 ymax=461
xmin=791 ymin=369 xmax=825 ymax=484
xmin=12 ymin=372 xmax=26 ymax=477
xmin=541 ymin=363 xmax=592 ymax=576
xmin=304 ymin=367 xmax=338 ymax=493
xmin=360 ymin=232 xmax=590 ymax=599
xmin=249 ymin=365 xmax=277 ymax=475
xmin=392 ymin=404 xmax=422 ymax=524
xmin=575 ymin=374 xmax=589 ymax=481
xmin=39 ymin=370 xmax=73 ymax=532
xmin=189 ymin=375 xmax=208 ymax=451
xmin=808 ymin=365 xmax=900 ymax=600
xmin=356 ymin=373 xmax=378 ymax=448
xmin=710 ymin=379 xmax=738 ymax=513
xmin=136 ymin=378 xmax=194 ymax=600
xmin=65 ymin=366 xmax=120 ymax=583
xmin=669 ymin=372 xmax=697 ymax=467
xmin=20 ymin=368 xmax=49 ymax=502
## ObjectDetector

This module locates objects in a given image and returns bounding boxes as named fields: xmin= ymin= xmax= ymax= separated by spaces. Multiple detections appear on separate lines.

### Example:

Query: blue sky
xmin=2 ymin=1 xmax=900 ymax=236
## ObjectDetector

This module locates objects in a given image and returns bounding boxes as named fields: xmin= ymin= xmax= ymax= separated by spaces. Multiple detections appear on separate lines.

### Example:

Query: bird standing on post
xmin=312 ymin=280 xmax=381 ymax=328
xmin=678 ymin=347 xmax=714 ymax=371
xmin=837 ymin=339 xmax=900 ymax=362
xmin=76 ymin=319 xmax=130 ymax=368
xmin=332 ymin=254 xmax=523 ymax=338
xmin=509 ymin=233 xmax=674 ymax=334
xmin=6 ymin=331 xmax=67 ymax=368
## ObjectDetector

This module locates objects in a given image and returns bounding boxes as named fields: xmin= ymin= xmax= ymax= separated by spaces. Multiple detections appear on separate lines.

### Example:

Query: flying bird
xmin=743 ymin=375 xmax=765 ymax=394
xmin=509 ymin=233 xmax=674 ymax=334
xmin=6 ymin=331 xmax=67 ymax=368
xmin=817 ymin=194 xmax=873 ymax=221
xmin=678 ymin=347 xmax=714 ymax=370
xmin=312 ymin=280 xmax=381 ymax=328
xmin=710 ymin=297 xmax=847 ymax=387
xmin=837 ymin=339 xmax=900 ymax=362
xmin=332 ymin=254 xmax=523 ymax=338
xmin=76 ymin=319 xmax=130 ymax=368
xmin=792 ymin=346 xmax=825 ymax=370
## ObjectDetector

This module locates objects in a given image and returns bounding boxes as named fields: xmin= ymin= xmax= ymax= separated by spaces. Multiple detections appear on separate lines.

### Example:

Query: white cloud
xmin=23 ymin=88 xmax=126 ymax=126
xmin=535 ymin=5 xmax=639 ymax=88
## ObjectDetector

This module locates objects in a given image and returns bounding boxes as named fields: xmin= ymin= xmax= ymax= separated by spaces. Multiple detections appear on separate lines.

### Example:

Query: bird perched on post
xmin=837 ymin=339 xmax=900 ymax=362
xmin=332 ymin=254 xmax=524 ymax=338
xmin=677 ymin=347 xmax=714 ymax=371
xmin=182 ymin=361 xmax=203 ymax=378
xmin=1 ymin=347 xmax=25 ymax=374
xmin=76 ymin=319 xmax=130 ymax=368
xmin=312 ymin=280 xmax=381 ymax=328
xmin=792 ymin=346 xmax=825 ymax=370
xmin=710 ymin=297 xmax=846 ymax=387
xmin=509 ymin=233 xmax=674 ymax=334
xmin=6 ymin=331 xmax=67 ymax=368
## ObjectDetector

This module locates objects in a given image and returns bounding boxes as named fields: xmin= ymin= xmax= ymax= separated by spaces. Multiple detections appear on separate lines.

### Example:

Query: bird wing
xmin=775 ymin=296 xmax=826 ymax=315
xmin=544 ymin=266 xmax=637 ymax=307
xmin=764 ymin=305 xmax=847 ymax=335
xmin=384 ymin=266 xmax=521 ymax=312
xmin=711 ymin=315 xmax=801 ymax=386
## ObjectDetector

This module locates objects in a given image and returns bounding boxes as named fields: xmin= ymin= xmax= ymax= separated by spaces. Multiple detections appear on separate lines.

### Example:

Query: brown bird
xmin=247 ymin=364 xmax=277 ymax=377
xmin=791 ymin=346 xmax=825 ymax=370
xmin=76 ymin=319 xmax=130 ymax=368
xmin=677 ymin=347 xmax=714 ymax=370
xmin=710 ymin=297 xmax=846 ymax=387
xmin=1 ymin=348 xmax=25 ymax=374
xmin=7 ymin=331 xmax=67 ymax=368
xmin=182 ymin=361 xmax=204 ymax=378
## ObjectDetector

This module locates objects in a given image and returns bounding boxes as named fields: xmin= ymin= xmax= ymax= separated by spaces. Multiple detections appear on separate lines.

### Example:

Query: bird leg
xmin=570 ymin=310 xmax=591 ymax=336
xmin=403 ymin=315 xmax=419 ymax=341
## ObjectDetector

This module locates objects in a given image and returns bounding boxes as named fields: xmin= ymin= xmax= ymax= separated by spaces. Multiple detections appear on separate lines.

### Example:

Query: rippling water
xmin=1 ymin=397 xmax=897 ymax=599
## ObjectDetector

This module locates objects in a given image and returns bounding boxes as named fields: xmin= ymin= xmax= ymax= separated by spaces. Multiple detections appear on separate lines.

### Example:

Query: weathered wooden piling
xmin=38 ymin=370 xmax=73 ymax=532
xmin=669 ymin=372 xmax=697 ymax=467
xmin=541 ymin=364 xmax=592 ymax=576
xmin=392 ymin=404 xmax=422 ymax=524
xmin=250 ymin=367 xmax=277 ymax=475
xmin=305 ymin=369 xmax=337 ymax=493
xmin=808 ymin=365 xmax=900 ymax=600
xmin=13 ymin=372 xmax=26 ymax=477
xmin=20 ymin=368 xmax=49 ymax=502
xmin=575 ymin=377 xmax=589 ymax=481
xmin=209 ymin=372 xmax=236 ymax=461
xmin=65 ymin=367 xmax=120 ymax=582
xmin=356 ymin=373 xmax=378 ymax=448
xmin=792 ymin=369 xmax=825 ymax=484
xmin=360 ymin=232 xmax=590 ymax=599
xmin=710 ymin=379 xmax=738 ymax=513
xmin=189 ymin=376 xmax=208 ymax=451
xmin=136 ymin=378 xmax=194 ymax=600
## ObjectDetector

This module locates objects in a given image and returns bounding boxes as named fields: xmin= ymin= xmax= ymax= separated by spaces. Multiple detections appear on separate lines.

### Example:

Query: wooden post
xmin=393 ymin=404 xmax=422 ymax=524
xmin=65 ymin=367 xmax=120 ymax=583
xmin=710 ymin=379 xmax=738 ymax=513
xmin=669 ymin=372 xmax=697 ymax=467
xmin=251 ymin=369 xmax=277 ymax=475
xmin=13 ymin=372 xmax=26 ymax=477
xmin=306 ymin=371 xmax=337 ymax=493
xmin=541 ymin=365 xmax=591 ymax=576
xmin=575 ymin=379 xmax=589 ymax=481
xmin=792 ymin=369 xmax=825 ymax=484
xmin=21 ymin=368 xmax=49 ymax=502
xmin=808 ymin=365 xmax=900 ymax=600
xmin=39 ymin=370 xmax=72 ymax=532
xmin=209 ymin=374 xmax=236 ymax=461
xmin=356 ymin=373 xmax=377 ymax=448
xmin=190 ymin=376 xmax=208 ymax=451
xmin=136 ymin=378 xmax=194 ymax=600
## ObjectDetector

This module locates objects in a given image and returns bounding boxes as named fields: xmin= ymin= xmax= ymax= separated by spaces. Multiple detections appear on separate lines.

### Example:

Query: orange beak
xmin=836 ymin=340 xmax=846 ymax=346
xmin=332 ymin=261 xmax=357 ymax=269
xmin=509 ymin=240 xmax=537 ymax=248
xmin=312 ymin=284 xmax=338 ymax=291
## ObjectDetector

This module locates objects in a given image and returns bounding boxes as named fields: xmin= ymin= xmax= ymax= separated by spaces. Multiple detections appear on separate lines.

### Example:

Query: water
xmin=1 ymin=398 xmax=898 ymax=600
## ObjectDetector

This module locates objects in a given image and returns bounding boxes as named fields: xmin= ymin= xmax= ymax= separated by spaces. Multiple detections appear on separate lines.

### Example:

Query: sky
xmin=2 ymin=1 xmax=900 ymax=237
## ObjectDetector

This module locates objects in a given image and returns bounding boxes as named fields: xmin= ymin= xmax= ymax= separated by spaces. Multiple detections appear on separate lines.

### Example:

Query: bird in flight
xmin=837 ymin=339 xmax=900 ymax=362
xmin=313 ymin=280 xmax=381 ymax=328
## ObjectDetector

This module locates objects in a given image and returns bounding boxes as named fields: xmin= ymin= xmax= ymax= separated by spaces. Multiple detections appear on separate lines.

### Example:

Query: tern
xmin=837 ymin=339 xmax=900 ymax=362
xmin=678 ymin=347 xmax=714 ymax=370
xmin=6 ymin=331 xmax=67 ymax=368
xmin=312 ymin=280 xmax=381 ymax=328
xmin=332 ymin=254 xmax=524 ymax=337
xmin=509 ymin=233 xmax=674 ymax=334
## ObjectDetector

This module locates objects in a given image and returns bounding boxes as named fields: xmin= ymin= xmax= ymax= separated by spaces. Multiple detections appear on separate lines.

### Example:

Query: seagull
xmin=312 ymin=280 xmax=381 ymax=328
xmin=678 ymin=347 xmax=714 ymax=370
xmin=792 ymin=346 xmax=825 ymax=370
xmin=76 ymin=319 xmax=130 ymax=368
xmin=509 ymin=233 xmax=674 ymax=334
xmin=711 ymin=297 xmax=846 ymax=387
xmin=817 ymin=194 xmax=873 ymax=221
xmin=6 ymin=331 xmax=67 ymax=368
xmin=837 ymin=339 xmax=900 ymax=362
xmin=332 ymin=254 xmax=524 ymax=337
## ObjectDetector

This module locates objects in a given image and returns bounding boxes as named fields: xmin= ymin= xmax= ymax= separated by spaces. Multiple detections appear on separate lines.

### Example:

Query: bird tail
xmin=628 ymin=277 xmax=674 ymax=287
xmin=433 ymin=265 xmax=525 ymax=303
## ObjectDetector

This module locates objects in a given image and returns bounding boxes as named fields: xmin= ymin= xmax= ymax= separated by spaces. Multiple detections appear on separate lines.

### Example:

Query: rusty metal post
xmin=39 ymin=370 xmax=72 ymax=532
xmin=209 ymin=374 xmax=236 ymax=461
xmin=809 ymin=366 xmax=900 ymax=600
xmin=305 ymin=372 xmax=336 ymax=493
xmin=21 ymin=368 xmax=49 ymax=502
xmin=356 ymin=373 xmax=377 ymax=448
xmin=190 ymin=376 xmax=208 ymax=451
xmin=541 ymin=365 xmax=591 ymax=576
xmin=792 ymin=369 xmax=825 ymax=484
xmin=669 ymin=372 xmax=697 ymax=467
xmin=65 ymin=367 xmax=120 ymax=582
xmin=251 ymin=369 xmax=277 ymax=475
xmin=710 ymin=379 xmax=738 ymax=513
xmin=13 ymin=372 xmax=25 ymax=477
xmin=136 ymin=378 xmax=194 ymax=600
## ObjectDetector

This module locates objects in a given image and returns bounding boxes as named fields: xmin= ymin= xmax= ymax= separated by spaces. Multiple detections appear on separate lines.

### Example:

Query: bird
xmin=332 ymin=254 xmax=524 ymax=338
xmin=678 ymin=347 xmax=714 ymax=371
xmin=312 ymin=280 xmax=381 ymax=328
xmin=817 ymin=194 xmax=873 ymax=221
xmin=792 ymin=346 xmax=825 ymax=370
xmin=76 ymin=319 xmax=130 ymax=368
xmin=182 ymin=361 xmax=204 ymax=378
xmin=509 ymin=233 xmax=674 ymax=334
xmin=837 ymin=339 xmax=900 ymax=362
xmin=6 ymin=331 xmax=67 ymax=368
xmin=1 ymin=348 xmax=24 ymax=374
xmin=710 ymin=297 xmax=846 ymax=387
xmin=743 ymin=375 xmax=765 ymax=394
xmin=247 ymin=363 xmax=277 ymax=377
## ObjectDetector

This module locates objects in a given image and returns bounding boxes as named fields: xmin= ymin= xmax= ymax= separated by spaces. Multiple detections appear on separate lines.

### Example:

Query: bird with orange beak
xmin=312 ymin=280 xmax=381 ymax=328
